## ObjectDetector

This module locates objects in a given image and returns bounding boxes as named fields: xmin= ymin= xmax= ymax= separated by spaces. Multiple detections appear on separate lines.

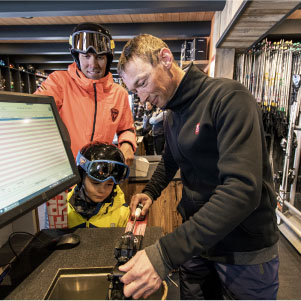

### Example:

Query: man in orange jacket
xmin=35 ymin=22 xmax=136 ymax=165
xmin=35 ymin=23 xmax=136 ymax=229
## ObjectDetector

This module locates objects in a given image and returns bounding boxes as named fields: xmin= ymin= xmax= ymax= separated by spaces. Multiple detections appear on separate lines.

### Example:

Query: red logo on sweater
xmin=111 ymin=108 xmax=119 ymax=122
xmin=195 ymin=123 xmax=200 ymax=135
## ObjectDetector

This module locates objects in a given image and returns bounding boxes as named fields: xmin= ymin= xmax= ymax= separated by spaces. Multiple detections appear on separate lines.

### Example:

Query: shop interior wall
xmin=209 ymin=0 xmax=244 ymax=78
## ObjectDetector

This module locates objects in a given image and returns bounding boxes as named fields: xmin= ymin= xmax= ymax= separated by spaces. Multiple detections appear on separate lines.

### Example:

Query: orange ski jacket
xmin=35 ymin=62 xmax=136 ymax=158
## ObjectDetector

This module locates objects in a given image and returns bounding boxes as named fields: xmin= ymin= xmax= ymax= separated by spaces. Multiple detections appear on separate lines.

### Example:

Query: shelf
xmin=0 ymin=57 xmax=48 ymax=93
xmin=180 ymin=60 xmax=209 ymax=72
xmin=181 ymin=60 xmax=209 ymax=66
xmin=35 ymin=74 xmax=48 ymax=79
xmin=1 ymin=65 xmax=37 ymax=76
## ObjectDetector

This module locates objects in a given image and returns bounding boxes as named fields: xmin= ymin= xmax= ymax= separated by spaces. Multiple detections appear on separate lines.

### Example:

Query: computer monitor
xmin=0 ymin=91 xmax=80 ymax=229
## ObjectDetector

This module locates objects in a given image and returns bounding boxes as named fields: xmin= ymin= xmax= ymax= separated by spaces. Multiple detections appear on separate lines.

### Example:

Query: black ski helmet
xmin=76 ymin=141 xmax=129 ymax=186
xmin=69 ymin=22 xmax=114 ymax=76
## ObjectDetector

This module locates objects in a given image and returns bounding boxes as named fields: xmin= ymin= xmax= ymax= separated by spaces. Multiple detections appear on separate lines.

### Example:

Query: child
xmin=67 ymin=141 xmax=130 ymax=228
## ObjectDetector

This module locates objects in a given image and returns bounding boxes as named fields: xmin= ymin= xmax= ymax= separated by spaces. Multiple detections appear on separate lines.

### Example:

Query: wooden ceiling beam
xmin=0 ymin=22 xmax=211 ymax=41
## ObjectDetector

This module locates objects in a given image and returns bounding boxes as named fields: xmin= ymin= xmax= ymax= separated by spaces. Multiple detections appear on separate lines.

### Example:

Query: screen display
xmin=0 ymin=93 xmax=80 ymax=228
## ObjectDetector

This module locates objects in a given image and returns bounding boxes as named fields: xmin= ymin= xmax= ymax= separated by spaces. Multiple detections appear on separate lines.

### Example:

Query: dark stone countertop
xmin=4 ymin=227 xmax=163 ymax=300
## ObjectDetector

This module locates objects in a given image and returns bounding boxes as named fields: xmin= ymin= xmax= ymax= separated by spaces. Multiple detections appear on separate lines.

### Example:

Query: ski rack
xmin=277 ymin=73 xmax=301 ymax=254
xmin=106 ymin=215 xmax=147 ymax=300
xmin=235 ymin=42 xmax=301 ymax=253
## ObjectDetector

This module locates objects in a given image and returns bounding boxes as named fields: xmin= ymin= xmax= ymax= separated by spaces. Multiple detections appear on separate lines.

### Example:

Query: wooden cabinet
xmin=147 ymin=181 xmax=183 ymax=234
xmin=120 ymin=156 xmax=183 ymax=235
xmin=0 ymin=56 xmax=47 ymax=94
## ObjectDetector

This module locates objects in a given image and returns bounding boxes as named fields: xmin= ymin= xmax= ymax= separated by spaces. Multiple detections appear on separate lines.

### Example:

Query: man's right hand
xmin=130 ymin=193 xmax=153 ymax=218
xmin=119 ymin=250 xmax=162 ymax=299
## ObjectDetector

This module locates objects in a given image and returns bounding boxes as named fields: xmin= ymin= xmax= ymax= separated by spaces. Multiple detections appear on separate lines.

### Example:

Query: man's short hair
xmin=117 ymin=34 xmax=170 ymax=76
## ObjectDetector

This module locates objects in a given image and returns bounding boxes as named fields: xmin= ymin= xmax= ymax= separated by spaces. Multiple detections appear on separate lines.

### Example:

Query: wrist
xmin=145 ymin=241 xmax=171 ymax=280
xmin=120 ymin=141 xmax=135 ymax=152
xmin=142 ymin=190 xmax=154 ymax=203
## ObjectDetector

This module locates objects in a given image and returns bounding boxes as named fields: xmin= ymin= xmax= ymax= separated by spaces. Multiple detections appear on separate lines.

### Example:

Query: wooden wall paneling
xmin=120 ymin=179 xmax=183 ymax=235
xmin=0 ymin=12 xmax=214 ymax=26
xmin=173 ymin=181 xmax=183 ymax=230
xmin=111 ymin=14 xmax=133 ymax=23
xmin=119 ymin=181 xmax=144 ymax=205
xmin=288 ymin=9 xmax=301 ymax=19
xmin=154 ymin=13 xmax=164 ymax=23
xmin=165 ymin=13 xmax=179 ymax=22
xmin=147 ymin=180 xmax=182 ymax=235
xmin=179 ymin=12 xmax=189 ymax=22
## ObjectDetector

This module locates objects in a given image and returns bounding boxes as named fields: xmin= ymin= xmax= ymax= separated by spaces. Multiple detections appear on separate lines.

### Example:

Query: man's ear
xmin=159 ymin=48 xmax=173 ymax=69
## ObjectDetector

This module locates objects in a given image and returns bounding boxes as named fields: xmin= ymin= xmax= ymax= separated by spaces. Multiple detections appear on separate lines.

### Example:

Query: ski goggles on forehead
xmin=70 ymin=31 xmax=115 ymax=54
xmin=76 ymin=152 xmax=129 ymax=184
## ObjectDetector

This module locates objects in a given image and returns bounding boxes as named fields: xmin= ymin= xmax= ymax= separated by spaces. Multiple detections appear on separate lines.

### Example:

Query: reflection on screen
xmin=0 ymin=102 xmax=74 ymax=215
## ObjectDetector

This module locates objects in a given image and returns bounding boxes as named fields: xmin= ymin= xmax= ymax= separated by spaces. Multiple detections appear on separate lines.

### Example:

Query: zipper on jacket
xmin=91 ymin=83 xmax=97 ymax=141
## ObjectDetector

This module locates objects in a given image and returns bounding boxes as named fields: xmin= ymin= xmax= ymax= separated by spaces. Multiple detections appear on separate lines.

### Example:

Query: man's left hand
xmin=119 ymin=250 xmax=162 ymax=299
xmin=120 ymin=143 xmax=134 ymax=166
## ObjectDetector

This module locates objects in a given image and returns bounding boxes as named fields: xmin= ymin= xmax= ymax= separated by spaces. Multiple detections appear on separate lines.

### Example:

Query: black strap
xmin=120 ymin=141 xmax=135 ymax=152
xmin=90 ymin=83 xmax=97 ymax=141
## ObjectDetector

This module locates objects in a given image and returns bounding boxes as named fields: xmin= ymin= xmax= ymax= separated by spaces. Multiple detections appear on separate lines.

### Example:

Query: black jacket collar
xmin=165 ymin=63 xmax=207 ymax=112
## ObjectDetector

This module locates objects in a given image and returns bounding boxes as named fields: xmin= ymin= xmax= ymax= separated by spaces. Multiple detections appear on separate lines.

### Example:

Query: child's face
xmin=84 ymin=176 xmax=114 ymax=203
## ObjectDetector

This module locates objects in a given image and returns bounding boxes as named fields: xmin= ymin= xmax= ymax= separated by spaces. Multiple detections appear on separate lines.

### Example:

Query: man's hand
xmin=119 ymin=250 xmax=162 ymax=299
xmin=130 ymin=193 xmax=152 ymax=218
xmin=120 ymin=142 xmax=134 ymax=166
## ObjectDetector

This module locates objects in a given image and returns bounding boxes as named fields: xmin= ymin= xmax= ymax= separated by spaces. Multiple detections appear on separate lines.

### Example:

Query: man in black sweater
xmin=117 ymin=34 xmax=279 ymax=300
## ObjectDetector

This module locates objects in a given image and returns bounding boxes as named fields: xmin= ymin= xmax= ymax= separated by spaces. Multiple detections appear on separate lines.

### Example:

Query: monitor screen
xmin=0 ymin=92 xmax=80 ymax=229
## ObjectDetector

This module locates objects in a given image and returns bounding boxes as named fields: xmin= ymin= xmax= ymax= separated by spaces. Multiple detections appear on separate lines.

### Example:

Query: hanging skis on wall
xmin=278 ymin=73 xmax=301 ymax=210
xmin=234 ymin=41 xmax=301 ymax=253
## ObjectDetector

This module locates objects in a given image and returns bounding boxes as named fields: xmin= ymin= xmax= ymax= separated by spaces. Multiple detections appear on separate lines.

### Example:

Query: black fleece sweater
xmin=144 ymin=64 xmax=279 ymax=278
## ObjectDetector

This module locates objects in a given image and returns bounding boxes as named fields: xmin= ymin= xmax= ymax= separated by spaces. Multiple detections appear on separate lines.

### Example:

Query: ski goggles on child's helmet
xmin=76 ymin=152 xmax=129 ymax=184
xmin=70 ymin=30 xmax=114 ymax=55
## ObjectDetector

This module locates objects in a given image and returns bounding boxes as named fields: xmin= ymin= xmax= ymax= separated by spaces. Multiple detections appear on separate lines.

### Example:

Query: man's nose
xmin=89 ymin=56 xmax=98 ymax=67
xmin=137 ymin=90 xmax=148 ymax=103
